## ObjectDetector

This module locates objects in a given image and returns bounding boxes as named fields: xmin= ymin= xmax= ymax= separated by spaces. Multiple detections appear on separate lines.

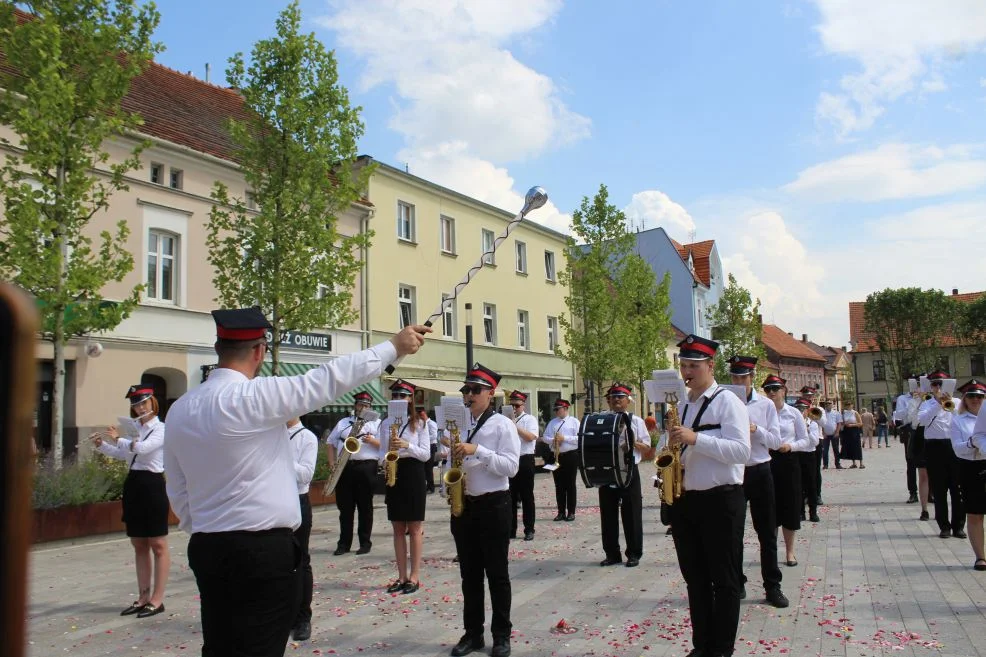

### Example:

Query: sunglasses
xmin=391 ymin=393 xmax=411 ymax=399
xmin=763 ymin=386 xmax=783 ymax=393
xmin=460 ymin=385 xmax=487 ymax=395
xmin=510 ymin=402 xmax=524 ymax=407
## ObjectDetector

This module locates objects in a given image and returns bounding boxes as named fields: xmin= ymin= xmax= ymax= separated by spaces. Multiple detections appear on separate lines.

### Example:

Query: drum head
xmin=578 ymin=412 xmax=634 ymax=489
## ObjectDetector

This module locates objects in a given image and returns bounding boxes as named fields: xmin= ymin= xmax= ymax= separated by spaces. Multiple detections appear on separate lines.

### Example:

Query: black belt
xmin=349 ymin=459 xmax=378 ymax=464
xmin=193 ymin=527 xmax=293 ymax=538
xmin=745 ymin=462 xmax=771 ymax=471
xmin=683 ymin=483 xmax=742 ymax=496
xmin=465 ymin=490 xmax=510 ymax=502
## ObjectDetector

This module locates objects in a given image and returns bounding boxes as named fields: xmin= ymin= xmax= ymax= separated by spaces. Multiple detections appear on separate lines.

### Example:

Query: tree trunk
xmin=50 ymin=337 xmax=65 ymax=467
xmin=270 ymin=323 xmax=280 ymax=376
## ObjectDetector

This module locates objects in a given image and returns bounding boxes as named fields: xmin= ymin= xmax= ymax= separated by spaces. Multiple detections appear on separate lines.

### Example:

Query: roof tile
xmin=761 ymin=324 xmax=828 ymax=362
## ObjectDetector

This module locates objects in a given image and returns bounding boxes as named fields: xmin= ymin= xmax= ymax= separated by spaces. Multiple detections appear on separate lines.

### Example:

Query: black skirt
xmin=385 ymin=458 xmax=427 ymax=522
xmin=121 ymin=470 xmax=169 ymax=538
xmin=907 ymin=426 xmax=927 ymax=467
xmin=840 ymin=427 xmax=863 ymax=460
xmin=959 ymin=458 xmax=986 ymax=514
xmin=770 ymin=450 xmax=802 ymax=531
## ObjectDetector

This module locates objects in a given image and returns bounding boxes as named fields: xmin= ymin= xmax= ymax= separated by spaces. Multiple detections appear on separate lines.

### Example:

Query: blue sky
xmin=152 ymin=1 xmax=986 ymax=346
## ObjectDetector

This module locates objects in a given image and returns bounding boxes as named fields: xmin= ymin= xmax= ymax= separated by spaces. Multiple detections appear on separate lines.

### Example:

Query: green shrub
xmin=313 ymin=447 xmax=330 ymax=481
xmin=32 ymin=452 xmax=128 ymax=510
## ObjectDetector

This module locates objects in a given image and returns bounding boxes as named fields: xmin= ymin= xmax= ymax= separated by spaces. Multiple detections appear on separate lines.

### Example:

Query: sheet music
xmin=387 ymin=400 xmax=408 ymax=423
xmin=908 ymin=379 xmax=918 ymax=393
xmin=117 ymin=416 xmax=141 ymax=438
xmin=919 ymin=376 xmax=930 ymax=393
xmin=500 ymin=404 xmax=515 ymax=421
xmin=646 ymin=369 xmax=688 ymax=401
xmin=720 ymin=384 xmax=748 ymax=402
xmin=942 ymin=378 xmax=957 ymax=396
xmin=441 ymin=396 xmax=469 ymax=429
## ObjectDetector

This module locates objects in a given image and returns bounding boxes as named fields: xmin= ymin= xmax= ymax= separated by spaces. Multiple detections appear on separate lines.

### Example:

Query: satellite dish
xmin=85 ymin=342 xmax=104 ymax=358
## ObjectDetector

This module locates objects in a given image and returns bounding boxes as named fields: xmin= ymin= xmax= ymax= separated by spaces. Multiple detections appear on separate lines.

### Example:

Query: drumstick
xmin=384 ymin=187 xmax=548 ymax=375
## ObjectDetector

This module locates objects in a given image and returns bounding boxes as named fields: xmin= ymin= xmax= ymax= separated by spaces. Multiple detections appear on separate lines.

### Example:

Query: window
xmin=246 ymin=191 xmax=257 ymax=210
xmin=442 ymin=293 xmax=456 ymax=339
xmin=439 ymin=215 xmax=455 ymax=254
xmin=483 ymin=303 xmax=497 ymax=345
xmin=515 ymin=241 xmax=527 ymax=274
xmin=317 ymin=282 xmax=338 ymax=300
xmin=397 ymin=201 xmax=415 ymax=242
xmin=482 ymin=229 xmax=496 ymax=265
xmin=544 ymin=250 xmax=556 ymax=281
xmin=972 ymin=354 xmax=985 ymax=377
xmin=872 ymin=359 xmax=886 ymax=381
xmin=169 ymin=167 xmax=183 ymax=190
xmin=398 ymin=284 xmax=416 ymax=328
xmin=934 ymin=355 xmax=950 ymax=373
xmin=150 ymin=163 xmax=164 ymax=185
xmin=547 ymin=316 xmax=559 ymax=352
xmin=517 ymin=310 xmax=530 ymax=349
xmin=147 ymin=230 xmax=177 ymax=302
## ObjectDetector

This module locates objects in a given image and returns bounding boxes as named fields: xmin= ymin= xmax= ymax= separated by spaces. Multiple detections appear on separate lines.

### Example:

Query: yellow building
xmin=360 ymin=159 xmax=574 ymax=426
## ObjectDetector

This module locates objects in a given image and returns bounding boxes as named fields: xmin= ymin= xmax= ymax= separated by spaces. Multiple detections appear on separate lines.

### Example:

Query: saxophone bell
xmin=655 ymin=389 xmax=684 ymax=505
xmin=444 ymin=419 xmax=465 ymax=517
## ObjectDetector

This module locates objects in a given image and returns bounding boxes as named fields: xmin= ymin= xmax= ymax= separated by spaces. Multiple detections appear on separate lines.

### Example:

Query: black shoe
xmin=940 ymin=529 xmax=951 ymax=539
xmin=450 ymin=634 xmax=484 ymax=656
xmin=509 ymin=533 xmax=518 ymax=540
xmin=766 ymin=589 xmax=789 ymax=608
xmin=136 ymin=603 xmax=164 ymax=618
xmin=809 ymin=513 xmax=820 ymax=523
xmin=524 ymin=531 xmax=535 ymax=541
xmin=822 ymin=465 xmax=828 ymax=470
xmin=800 ymin=513 xmax=806 ymax=521
xmin=333 ymin=546 xmax=350 ymax=556
xmin=401 ymin=580 xmax=420 ymax=594
xmin=387 ymin=580 xmax=407 ymax=593
xmin=292 ymin=621 xmax=312 ymax=641
xmin=565 ymin=513 xmax=575 ymax=521
xmin=739 ymin=584 xmax=747 ymax=599
xmin=356 ymin=545 xmax=371 ymax=555
xmin=919 ymin=510 xmax=930 ymax=520
xmin=685 ymin=650 xmax=707 ymax=657
xmin=120 ymin=601 xmax=146 ymax=616
xmin=491 ymin=637 xmax=511 ymax=657
xmin=954 ymin=529 xmax=968 ymax=539
xmin=625 ymin=558 xmax=640 ymax=567
xmin=816 ymin=497 xmax=824 ymax=505
xmin=600 ymin=556 xmax=622 ymax=566
xmin=906 ymin=493 xmax=919 ymax=504
xmin=553 ymin=513 xmax=565 ymax=521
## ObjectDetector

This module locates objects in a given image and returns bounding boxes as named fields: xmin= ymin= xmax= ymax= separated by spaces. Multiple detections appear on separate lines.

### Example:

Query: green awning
xmin=258 ymin=361 xmax=386 ymax=412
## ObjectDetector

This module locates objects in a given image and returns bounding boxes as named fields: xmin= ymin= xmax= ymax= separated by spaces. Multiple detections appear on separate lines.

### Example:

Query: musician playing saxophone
xmin=448 ymin=363 xmax=519 ymax=657
xmin=379 ymin=379 xmax=429 ymax=595
xmin=727 ymin=355 xmax=787 ymax=609
xmin=541 ymin=399 xmax=580 ymax=521
xmin=325 ymin=391 xmax=382 ymax=556
xmin=667 ymin=335 xmax=750 ymax=657
xmin=598 ymin=384 xmax=650 ymax=569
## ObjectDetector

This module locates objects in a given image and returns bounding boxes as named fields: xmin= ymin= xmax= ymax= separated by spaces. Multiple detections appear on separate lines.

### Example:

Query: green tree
xmin=207 ymin=2 xmax=371 ymax=374
xmin=705 ymin=273 xmax=767 ymax=385
xmin=611 ymin=255 xmax=673 ymax=411
xmin=862 ymin=287 xmax=962 ymax=397
xmin=558 ymin=184 xmax=637 ymax=412
xmin=960 ymin=293 xmax=986 ymax=349
xmin=0 ymin=1 xmax=161 ymax=463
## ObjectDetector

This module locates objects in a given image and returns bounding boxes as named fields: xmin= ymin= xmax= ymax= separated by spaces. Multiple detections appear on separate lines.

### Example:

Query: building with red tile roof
xmin=761 ymin=324 xmax=828 ymax=397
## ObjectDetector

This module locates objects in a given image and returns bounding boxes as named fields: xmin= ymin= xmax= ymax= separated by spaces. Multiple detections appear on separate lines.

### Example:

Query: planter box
xmin=32 ymin=501 xmax=180 ymax=544
xmin=308 ymin=480 xmax=336 ymax=506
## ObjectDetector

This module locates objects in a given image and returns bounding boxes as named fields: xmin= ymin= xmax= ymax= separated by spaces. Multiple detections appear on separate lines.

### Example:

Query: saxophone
xmin=654 ymin=391 xmax=684 ymax=505
xmin=385 ymin=418 xmax=400 ymax=487
xmin=322 ymin=411 xmax=376 ymax=496
xmin=443 ymin=420 xmax=465 ymax=517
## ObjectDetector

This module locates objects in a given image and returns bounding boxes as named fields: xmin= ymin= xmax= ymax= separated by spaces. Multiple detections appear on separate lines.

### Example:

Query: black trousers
xmin=598 ymin=463 xmax=643 ymax=560
xmin=925 ymin=439 xmax=965 ymax=533
xmin=294 ymin=493 xmax=313 ymax=624
xmin=739 ymin=462 xmax=782 ymax=593
xmin=671 ymin=485 xmax=745 ymax=656
xmin=509 ymin=454 xmax=536 ymax=535
xmin=821 ymin=434 xmax=840 ymax=468
xmin=425 ymin=444 xmax=437 ymax=492
xmin=188 ymin=529 xmax=301 ymax=657
xmin=553 ymin=450 xmax=580 ymax=515
xmin=451 ymin=490 xmax=512 ymax=641
xmin=801 ymin=451 xmax=818 ymax=517
xmin=900 ymin=425 xmax=917 ymax=494
xmin=335 ymin=460 xmax=376 ymax=550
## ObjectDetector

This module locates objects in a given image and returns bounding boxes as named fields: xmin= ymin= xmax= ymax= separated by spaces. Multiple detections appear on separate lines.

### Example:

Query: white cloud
xmin=811 ymin=0 xmax=986 ymax=136
xmin=318 ymin=0 xmax=588 ymax=230
xmin=783 ymin=143 xmax=986 ymax=201
xmin=623 ymin=190 xmax=696 ymax=242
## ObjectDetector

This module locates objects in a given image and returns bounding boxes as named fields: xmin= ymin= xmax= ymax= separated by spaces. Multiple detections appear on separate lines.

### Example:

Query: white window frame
xmin=544 ymin=250 xmax=556 ymax=281
xmin=482 ymin=229 xmax=496 ymax=265
xmin=440 ymin=215 xmax=456 ymax=254
xmin=397 ymin=201 xmax=416 ymax=242
xmin=169 ymin=167 xmax=183 ymax=190
xmin=140 ymin=202 xmax=188 ymax=306
xmin=547 ymin=316 xmax=559 ymax=352
xmin=398 ymin=284 xmax=416 ymax=328
xmin=147 ymin=229 xmax=178 ymax=303
xmin=441 ymin=293 xmax=456 ymax=339
xmin=483 ymin=303 xmax=497 ymax=345
xmin=517 ymin=309 xmax=530 ymax=350
xmin=150 ymin=162 xmax=164 ymax=185
xmin=515 ymin=241 xmax=527 ymax=274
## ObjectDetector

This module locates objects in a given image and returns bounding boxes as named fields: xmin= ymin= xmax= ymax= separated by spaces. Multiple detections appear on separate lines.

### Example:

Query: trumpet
xmin=808 ymin=406 xmax=824 ymax=422
xmin=938 ymin=394 xmax=955 ymax=412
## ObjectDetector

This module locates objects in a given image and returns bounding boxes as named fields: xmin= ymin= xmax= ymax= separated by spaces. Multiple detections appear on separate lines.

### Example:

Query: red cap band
xmin=469 ymin=369 xmax=498 ymax=388
xmin=217 ymin=327 xmax=268 ymax=340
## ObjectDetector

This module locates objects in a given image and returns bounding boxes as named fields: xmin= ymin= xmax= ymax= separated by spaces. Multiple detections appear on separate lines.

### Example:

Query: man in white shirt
xmin=288 ymin=418 xmax=318 ymax=642
xmin=918 ymin=369 xmax=965 ymax=539
xmin=669 ymin=335 xmax=750 ymax=657
xmin=728 ymin=356 xmax=787 ymax=609
xmin=449 ymin=363 xmax=520 ymax=657
xmin=821 ymin=399 xmax=843 ymax=470
xmin=507 ymin=391 xmax=540 ymax=541
xmin=325 ymin=391 xmax=383 ymax=556
xmin=165 ymin=306 xmax=427 ymax=657
xmin=542 ymin=399 xmax=581 ymax=520
xmin=419 ymin=406 xmax=439 ymax=493
xmin=894 ymin=388 xmax=919 ymax=503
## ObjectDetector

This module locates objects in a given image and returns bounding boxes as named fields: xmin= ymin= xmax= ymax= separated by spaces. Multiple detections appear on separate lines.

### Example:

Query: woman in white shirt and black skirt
xmin=92 ymin=384 xmax=170 ymax=618
xmin=951 ymin=379 xmax=986 ymax=571
xmin=381 ymin=379 xmax=430 ymax=594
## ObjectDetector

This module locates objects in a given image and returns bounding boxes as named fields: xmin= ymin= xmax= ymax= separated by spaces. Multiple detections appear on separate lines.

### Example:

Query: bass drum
xmin=578 ymin=412 xmax=634 ymax=489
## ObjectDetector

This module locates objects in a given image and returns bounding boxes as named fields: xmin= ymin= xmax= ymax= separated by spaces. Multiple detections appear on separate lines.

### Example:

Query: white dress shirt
xmin=745 ymin=390 xmax=782 ymax=465
xmin=918 ymin=397 xmax=959 ymax=440
xmin=628 ymin=413 xmax=649 ymax=465
xmin=679 ymin=382 xmax=751 ymax=491
xmin=425 ymin=418 xmax=439 ymax=445
xmin=289 ymin=424 xmax=318 ymax=494
xmin=378 ymin=416 xmax=430 ymax=462
xmin=97 ymin=416 xmax=165 ymax=473
xmin=327 ymin=415 xmax=382 ymax=461
xmin=951 ymin=411 xmax=985 ymax=461
xmin=461 ymin=411 xmax=520 ymax=495
xmin=823 ymin=409 xmax=841 ymax=436
xmin=893 ymin=394 xmax=911 ymax=424
xmin=542 ymin=415 xmax=580 ymax=453
xmin=842 ymin=409 xmax=860 ymax=427
xmin=164 ymin=340 xmax=397 ymax=534
xmin=777 ymin=405 xmax=817 ymax=453
xmin=514 ymin=412 xmax=540 ymax=456
xmin=969 ymin=408 xmax=986 ymax=453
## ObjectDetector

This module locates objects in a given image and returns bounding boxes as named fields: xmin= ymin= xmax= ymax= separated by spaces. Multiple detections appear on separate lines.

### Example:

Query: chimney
xmin=787 ymin=332 xmax=793 ymax=338
xmin=842 ymin=345 xmax=847 ymax=352
xmin=952 ymin=288 xmax=959 ymax=295
xmin=205 ymin=62 xmax=211 ymax=83
xmin=802 ymin=334 xmax=808 ymax=343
